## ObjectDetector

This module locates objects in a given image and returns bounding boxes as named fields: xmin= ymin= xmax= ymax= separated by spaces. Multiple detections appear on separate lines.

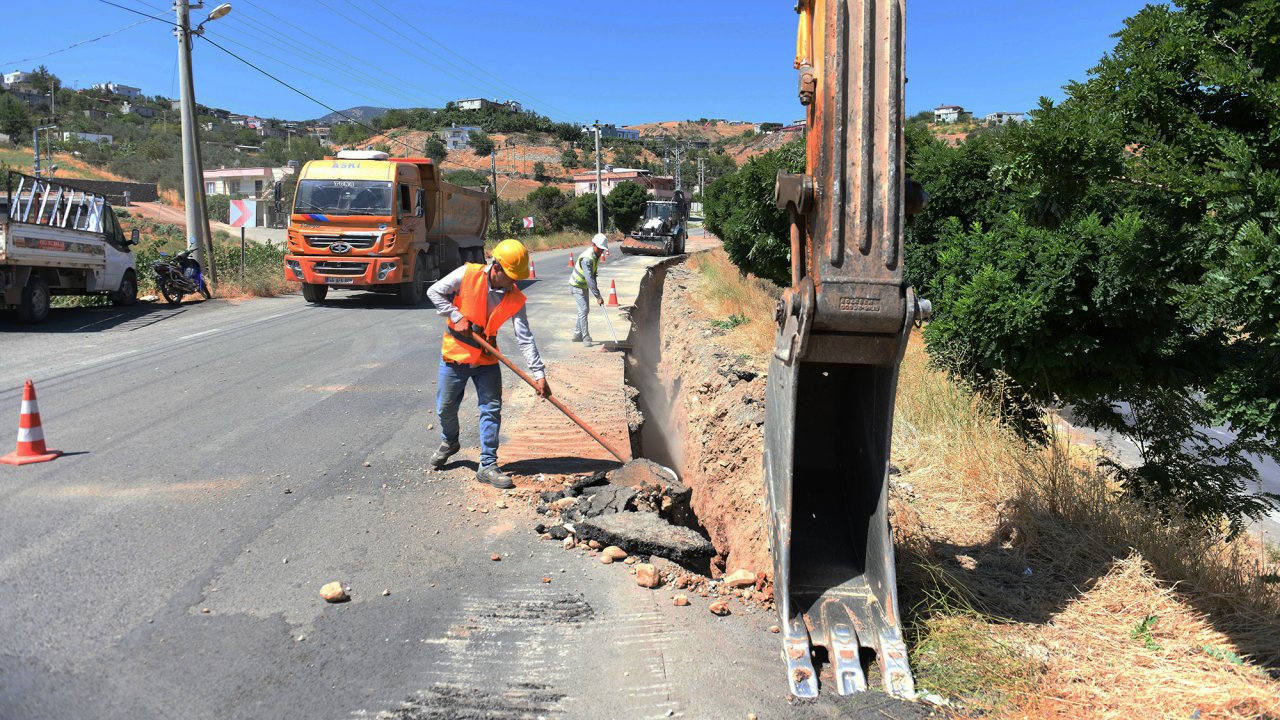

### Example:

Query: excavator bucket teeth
xmin=766 ymin=355 xmax=915 ymax=698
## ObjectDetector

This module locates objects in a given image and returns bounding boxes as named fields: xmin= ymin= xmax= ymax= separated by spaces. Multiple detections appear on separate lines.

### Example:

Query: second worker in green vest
xmin=568 ymin=233 xmax=608 ymax=343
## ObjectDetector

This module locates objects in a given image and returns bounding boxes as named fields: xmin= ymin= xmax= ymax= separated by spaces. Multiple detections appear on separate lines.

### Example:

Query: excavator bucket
xmin=764 ymin=0 xmax=924 ymax=698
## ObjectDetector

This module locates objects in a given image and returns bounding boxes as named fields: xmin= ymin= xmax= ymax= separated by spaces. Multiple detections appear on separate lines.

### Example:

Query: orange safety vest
xmin=441 ymin=263 xmax=527 ymax=366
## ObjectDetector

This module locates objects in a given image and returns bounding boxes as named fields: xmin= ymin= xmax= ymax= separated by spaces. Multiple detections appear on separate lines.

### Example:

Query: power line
xmin=0 ymin=19 xmax=149 ymax=67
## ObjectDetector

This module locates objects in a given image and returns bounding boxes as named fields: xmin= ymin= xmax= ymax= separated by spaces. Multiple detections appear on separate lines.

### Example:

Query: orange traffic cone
xmin=1 ymin=380 xmax=61 ymax=466
xmin=600 ymin=250 xmax=606 ymax=265
xmin=528 ymin=259 xmax=537 ymax=279
xmin=606 ymin=279 xmax=619 ymax=307
xmin=567 ymin=252 xmax=574 ymax=268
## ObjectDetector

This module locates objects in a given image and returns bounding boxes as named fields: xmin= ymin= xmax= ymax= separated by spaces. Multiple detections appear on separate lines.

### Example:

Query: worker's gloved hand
xmin=454 ymin=318 xmax=472 ymax=334
xmin=534 ymin=377 xmax=552 ymax=398
xmin=596 ymin=297 xmax=604 ymax=306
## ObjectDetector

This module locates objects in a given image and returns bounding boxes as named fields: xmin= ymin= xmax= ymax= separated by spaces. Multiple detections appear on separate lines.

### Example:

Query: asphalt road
xmin=0 ymin=238 xmax=928 ymax=719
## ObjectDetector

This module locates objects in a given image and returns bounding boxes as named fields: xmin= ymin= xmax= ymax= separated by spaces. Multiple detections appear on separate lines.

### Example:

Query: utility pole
xmin=670 ymin=145 xmax=684 ymax=194
xmin=593 ymin=121 xmax=603 ymax=234
xmin=175 ymin=0 xmax=223 ymax=286
xmin=697 ymin=157 xmax=706 ymax=195
xmin=490 ymin=150 xmax=501 ymax=236
xmin=32 ymin=123 xmax=57 ymax=178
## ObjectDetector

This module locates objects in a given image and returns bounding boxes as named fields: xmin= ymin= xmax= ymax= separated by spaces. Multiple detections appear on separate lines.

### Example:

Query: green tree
xmin=0 ymin=94 xmax=34 ymax=141
xmin=561 ymin=192 xmax=603 ymax=233
xmin=527 ymin=184 xmax=567 ymax=230
xmin=443 ymin=168 xmax=488 ymax=187
xmin=532 ymin=161 xmax=548 ymax=182
xmin=703 ymin=138 xmax=804 ymax=287
xmin=560 ymin=147 xmax=578 ymax=169
xmin=911 ymin=1 xmax=1280 ymax=531
xmin=469 ymin=131 xmax=495 ymax=156
xmin=605 ymin=181 xmax=647 ymax=233
xmin=423 ymin=137 xmax=447 ymax=164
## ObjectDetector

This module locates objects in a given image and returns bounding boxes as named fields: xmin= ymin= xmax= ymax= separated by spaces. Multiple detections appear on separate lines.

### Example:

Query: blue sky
xmin=3 ymin=0 xmax=1160 ymax=125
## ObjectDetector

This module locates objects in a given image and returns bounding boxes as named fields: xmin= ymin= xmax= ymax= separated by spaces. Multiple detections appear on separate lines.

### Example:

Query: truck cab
xmin=284 ymin=150 xmax=490 ymax=305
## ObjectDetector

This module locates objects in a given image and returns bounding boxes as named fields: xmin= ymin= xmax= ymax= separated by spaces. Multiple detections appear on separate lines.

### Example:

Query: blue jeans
xmin=436 ymin=360 xmax=503 ymax=468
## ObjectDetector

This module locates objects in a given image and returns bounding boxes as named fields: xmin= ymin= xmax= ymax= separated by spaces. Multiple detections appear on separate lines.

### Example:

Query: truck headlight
xmin=377 ymin=260 xmax=398 ymax=281
xmin=285 ymin=259 xmax=303 ymax=279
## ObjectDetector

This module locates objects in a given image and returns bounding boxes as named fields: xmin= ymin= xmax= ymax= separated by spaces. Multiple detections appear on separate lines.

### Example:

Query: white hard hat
xmin=591 ymin=233 xmax=609 ymax=251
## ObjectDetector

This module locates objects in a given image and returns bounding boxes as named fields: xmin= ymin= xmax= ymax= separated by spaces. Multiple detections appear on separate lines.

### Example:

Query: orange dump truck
xmin=283 ymin=150 xmax=490 ymax=304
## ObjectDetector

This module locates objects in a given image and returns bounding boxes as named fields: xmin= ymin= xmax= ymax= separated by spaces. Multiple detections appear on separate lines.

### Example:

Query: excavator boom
xmin=766 ymin=0 xmax=925 ymax=698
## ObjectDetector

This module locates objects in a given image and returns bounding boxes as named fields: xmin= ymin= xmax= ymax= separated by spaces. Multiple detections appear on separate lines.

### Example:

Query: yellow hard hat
xmin=492 ymin=238 xmax=530 ymax=280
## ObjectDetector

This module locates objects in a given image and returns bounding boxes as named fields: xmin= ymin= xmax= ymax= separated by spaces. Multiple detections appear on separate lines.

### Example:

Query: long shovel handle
xmin=467 ymin=331 xmax=630 ymax=464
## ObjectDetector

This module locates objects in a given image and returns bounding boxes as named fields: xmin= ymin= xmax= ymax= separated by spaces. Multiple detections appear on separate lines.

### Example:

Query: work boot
xmin=581 ymin=335 xmax=593 ymax=344
xmin=476 ymin=464 xmax=515 ymax=489
xmin=571 ymin=334 xmax=583 ymax=342
xmin=429 ymin=441 xmax=460 ymax=468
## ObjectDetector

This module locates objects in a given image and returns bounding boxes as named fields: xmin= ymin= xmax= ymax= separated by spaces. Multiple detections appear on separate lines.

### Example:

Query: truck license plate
xmin=325 ymin=277 xmax=356 ymax=285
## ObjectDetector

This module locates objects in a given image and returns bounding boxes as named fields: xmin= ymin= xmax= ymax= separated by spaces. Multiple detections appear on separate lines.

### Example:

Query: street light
xmin=195 ymin=3 xmax=232 ymax=34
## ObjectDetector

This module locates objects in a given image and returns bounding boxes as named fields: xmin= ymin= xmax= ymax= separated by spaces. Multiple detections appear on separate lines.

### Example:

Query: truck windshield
xmin=294 ymin=180 xmax=394 ymax=216
xmin=644 ymin=203 xmax=674 ymax=221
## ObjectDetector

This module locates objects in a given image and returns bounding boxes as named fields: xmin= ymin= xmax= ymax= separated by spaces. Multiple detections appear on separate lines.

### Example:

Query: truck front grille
xmin=304 ymin=234 xmax=377 ymax=250
xmin=311 ymin=261 xmax=368 ymax=276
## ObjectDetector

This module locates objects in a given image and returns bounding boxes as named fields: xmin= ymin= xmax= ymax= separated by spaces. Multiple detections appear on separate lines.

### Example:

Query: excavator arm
xmin=765 ymin=0 xmax=927 ymax=698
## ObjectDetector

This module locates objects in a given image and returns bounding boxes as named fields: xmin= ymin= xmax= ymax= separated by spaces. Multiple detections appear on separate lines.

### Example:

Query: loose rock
xmin=600 ymin=555 xmax=615 ymax=565
xmin=490 ymin=553 xmax=501 ymax=562
xmin=602 ymin=546 xmax=628 ymax=561
xmin=320 ymin=581 xmax=349 ymax=603
xmin=709 ymin=600 xmax=730 ymax=616
xmin=381 ymin=589 xmax=391 ymax=596
xmin=723 ymin=569 xmax=757 ymax=589
xmin=562 ymin=536 xmax=576 ymax=550
xmin=635 ymin=563 xmax=661 ymax=588
xmin=768 ymin=625 xmax=781 ymax=634
xmin=673 ymin=595 xmax=690 ymax=606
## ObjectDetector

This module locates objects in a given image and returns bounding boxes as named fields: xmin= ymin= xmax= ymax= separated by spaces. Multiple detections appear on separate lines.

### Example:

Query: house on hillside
xmin=92 ymin=82 xmax=142 ymax=99
xmin=933 ymin=104 xmax=966 ymax=123
xmin=202 ymin=165 xmax=295 ymax=197
xmin=572 ymin=169 xmax=674 ymax=199
xmin=2 ymin=71 xmax=34 ymax=92
xmin=584 ymin=124 xmax=640 ymax=141
xmin=61 ymin=132 xmax=114 ymax=144
xmin=121 ymin=101 xmax=155 ymax=118
xmin=442 ymin=124 xmax=483 ymax=151
xmin=82 ymin=108 xmax=109 ymax=121
xmin=308 ymin=126 xmax=331 ymax=144
xmin=984 ymin=111 xmax=1026 ymax=125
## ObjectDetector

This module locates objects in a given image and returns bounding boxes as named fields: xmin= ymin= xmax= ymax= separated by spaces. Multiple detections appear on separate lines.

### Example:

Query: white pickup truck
xmin=1 ymin=173 xmax=139 ymax=323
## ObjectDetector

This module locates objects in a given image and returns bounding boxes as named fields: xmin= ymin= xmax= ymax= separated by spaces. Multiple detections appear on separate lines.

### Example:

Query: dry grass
xmin=891 ymin=333 xmax=1280 ymax=717
xmin=685 ymin=248 xmax=781 ymax=357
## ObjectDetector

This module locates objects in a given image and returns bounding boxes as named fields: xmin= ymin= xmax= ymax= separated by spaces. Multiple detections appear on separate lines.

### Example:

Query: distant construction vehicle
xmin=283 ymin=150 xmax=490 ymax=305
xmin=619 ymin=190 xmax=687 ymax=256
xmin=764 ymin=0 xmax=929 ymax=700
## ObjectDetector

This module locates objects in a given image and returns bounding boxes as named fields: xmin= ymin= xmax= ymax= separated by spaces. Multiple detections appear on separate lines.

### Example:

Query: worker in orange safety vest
xmin=426 ymin=239 xmax=550 ymax=489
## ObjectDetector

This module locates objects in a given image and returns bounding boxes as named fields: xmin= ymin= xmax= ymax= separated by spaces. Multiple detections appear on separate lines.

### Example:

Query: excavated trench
xmin=621 ymin=257 xmax=772 ymax=583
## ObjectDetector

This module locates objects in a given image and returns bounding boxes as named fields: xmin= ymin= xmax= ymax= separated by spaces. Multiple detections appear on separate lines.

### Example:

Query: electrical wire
xmin=0 ymin=19 xmax=150 ymax=67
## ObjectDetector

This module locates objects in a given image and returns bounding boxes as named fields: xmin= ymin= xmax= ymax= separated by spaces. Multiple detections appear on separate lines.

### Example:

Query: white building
xmin=571 ymin=169 xmax=675 ymax=199
xmin=92 ymin=82 xmax=142 ymax=99
xmin=985 ymin=111 xmax=1026 ymax=125
xmin=202 ymin=166 xmax=295 ymax=197
xmin=121 ymin=101 xmax=155 ymax=118
xmin=61 ymin=132 xmax=114 ymax=144
xmin=933 ymin=104 xmax=965 ymax=123
xmin=441 ymin=124 xmax=483 ymax=151
xmin=2 ymin=71 xmax=32 ymax=90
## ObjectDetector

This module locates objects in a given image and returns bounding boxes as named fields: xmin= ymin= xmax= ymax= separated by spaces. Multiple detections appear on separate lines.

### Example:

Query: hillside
xmin=315 ymin=106 xmax=392 ymax=124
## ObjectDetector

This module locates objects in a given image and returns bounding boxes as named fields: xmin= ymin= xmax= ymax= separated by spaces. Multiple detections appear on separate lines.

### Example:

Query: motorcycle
xmin=151 ymin=248 xmax=211 ymax=305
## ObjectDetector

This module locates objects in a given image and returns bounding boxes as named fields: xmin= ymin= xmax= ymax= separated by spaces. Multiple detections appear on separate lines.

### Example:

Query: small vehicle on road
xmin=150 ymin=248 xmax=210 ymax=305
